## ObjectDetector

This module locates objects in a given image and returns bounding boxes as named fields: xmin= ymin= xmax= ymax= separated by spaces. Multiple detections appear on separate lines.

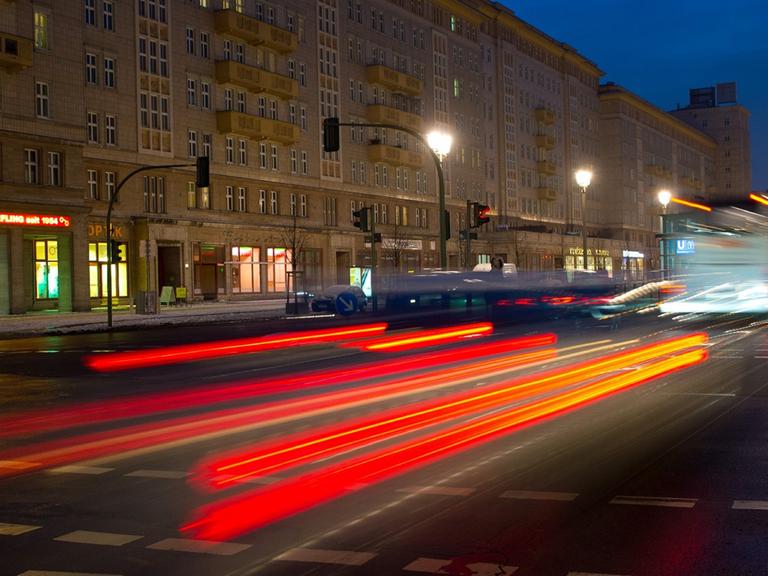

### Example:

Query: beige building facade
xmin=0 ymin=0 xmax=750 ymax=314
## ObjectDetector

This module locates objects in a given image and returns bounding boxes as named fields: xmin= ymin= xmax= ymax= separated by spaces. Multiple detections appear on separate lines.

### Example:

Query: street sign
xmin=335 ymin=292 xmax=358 ymax=316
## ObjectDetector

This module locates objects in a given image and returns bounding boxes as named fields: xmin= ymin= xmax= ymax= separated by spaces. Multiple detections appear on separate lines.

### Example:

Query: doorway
xmin=335 ymin=251 xmax=350 ymax=284
xmin=157 ymin=245 xmax=182 ymax=290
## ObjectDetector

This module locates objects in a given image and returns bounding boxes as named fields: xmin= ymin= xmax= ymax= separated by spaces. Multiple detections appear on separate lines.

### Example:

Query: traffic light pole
xmin=327 ymin=120 xmax=449 ymax=269
xmin=106 ymin=162 xmax=199 ymax=329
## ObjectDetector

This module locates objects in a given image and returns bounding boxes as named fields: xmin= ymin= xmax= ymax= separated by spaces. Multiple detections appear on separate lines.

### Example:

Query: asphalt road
xmin=1 ymin=311 xmax=768 ymax=576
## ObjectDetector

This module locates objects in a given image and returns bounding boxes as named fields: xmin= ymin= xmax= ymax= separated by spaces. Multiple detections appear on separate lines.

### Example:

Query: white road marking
xmin=732 ymin=500 xmax=768 ymax=510
xmin=404 ymin=557 xmax=518 ymax=575
xmin=0 ymin=460 xmax=39 ymax=471
xmin=610 ymin=495 xmax=697 ymax=508
xmin=398 ymin=486 xmax=475 ymax=497
xmin=146 ymin=538 xmax=250 ymax=556
xmin=124 ymin=469 xmax=188 ymax=479
xmin=18 ymin=572 xmax=122 ymax=576
xmin=0 ymin=522 xmax=41 ymax=536
xmin=754 ymin=356 xmax=768 ymax=359
xmin=48 ymin=465 xmax=113 ymax=475
xmin=54 ymin=530 xmax=143 ymax=546
xmin=275 ymin=547 xmax=376 ymax=566
xmin=501 ymin=490 xmax=579 ymax=501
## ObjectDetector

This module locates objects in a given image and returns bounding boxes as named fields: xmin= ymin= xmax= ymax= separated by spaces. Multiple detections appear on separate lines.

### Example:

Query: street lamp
xmin=658 ymin=189 xmax=671 ymax=213
xmin=657 ymin=189 xmax=672 ymax=278
xmin=574 ymin=169 xmax=593 ymax=270
xmin=427 ymin=130 xmax=453 ymax=269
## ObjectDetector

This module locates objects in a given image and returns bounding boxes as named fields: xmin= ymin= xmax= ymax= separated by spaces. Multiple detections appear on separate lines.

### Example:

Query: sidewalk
xmin=0 ymin=299 xmax=291 ymax=338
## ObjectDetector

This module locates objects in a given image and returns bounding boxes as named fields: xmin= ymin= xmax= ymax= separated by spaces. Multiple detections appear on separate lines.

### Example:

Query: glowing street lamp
xmin=574 ymin=169 xmax=593 ymax=270
xmin=427 ymin=130 xmax=453 ymax=269
xmin=658 ymin=189 xmax=672 ymax=212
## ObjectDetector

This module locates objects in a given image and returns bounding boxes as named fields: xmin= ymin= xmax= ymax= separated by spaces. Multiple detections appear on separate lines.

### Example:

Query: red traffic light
xmin=471 ymin=203 xmax=491 ymax=227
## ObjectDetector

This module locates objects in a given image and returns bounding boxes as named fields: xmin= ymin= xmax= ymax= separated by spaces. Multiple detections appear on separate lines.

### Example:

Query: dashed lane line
xmin=146 ymin=537 xmax=250 ymax=556
xmin=53 ymin=530 xmax=143 ymax=546
xmin=48 ymin=465 xmax=113 ymax=475
xmin=732 ymin=500 xmax=768 ymax=510
xmin=0 ymin=522 xmax=41 ymax=536
xmin=404 ymin=557 xmax=518 ymax=575
xmin=274 ymin=547 xmax=377 ymax=566
xmin=610 ymin=496 xmax=697 ymax=508
xmin=397 ymin=485 xmax=476 ymax=497
xmin=501 ymin=490 xmax=579 ymax=502
xmin=124 ymin=469 xmax=188 ymax=479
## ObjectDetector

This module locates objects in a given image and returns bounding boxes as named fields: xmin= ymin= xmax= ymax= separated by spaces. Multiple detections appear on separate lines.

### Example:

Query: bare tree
xmin=381 ymin=221 xmax=411 ymax=273
xmin=275 ymin=211 xmax=309 ymax=308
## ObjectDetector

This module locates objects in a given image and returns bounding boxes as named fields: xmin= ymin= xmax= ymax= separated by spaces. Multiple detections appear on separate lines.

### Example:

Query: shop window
xmin=231 ymin=246 xmax=260 ymax=293
xmin=34 ymin=239 xmax=59 ymax=299
xmin=267 ymin=247 xmax=292 ymax=293
xmin=88 ymin=241 xmax=128 ymax=297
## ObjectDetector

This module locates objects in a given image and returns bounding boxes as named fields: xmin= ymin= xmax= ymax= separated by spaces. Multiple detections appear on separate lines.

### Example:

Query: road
xmin=1 ymin=312 xmax=767 ymax=576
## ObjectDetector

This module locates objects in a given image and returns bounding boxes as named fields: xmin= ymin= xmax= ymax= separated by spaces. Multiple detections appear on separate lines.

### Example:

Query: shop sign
xmin=675 ymin=239 xmax=696 ymax=254
xmin=381 ymin=238 xmax=423 ymax=251
xmin=88 ymin=223 xmax=124 ymax=239
xmin=0 ymin=212 xmax=71 ymax=227
xmin=622 ymin=250 xmax=645 ymax=258
xmin=568 ymin=247 xmax=610 ymax=257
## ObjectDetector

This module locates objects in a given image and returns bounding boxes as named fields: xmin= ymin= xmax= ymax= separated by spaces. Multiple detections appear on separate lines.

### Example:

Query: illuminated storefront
xmin=565 ymin=247 xmax=613 ymax=274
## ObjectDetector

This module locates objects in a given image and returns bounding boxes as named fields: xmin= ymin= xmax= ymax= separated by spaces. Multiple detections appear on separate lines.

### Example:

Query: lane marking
xmin=0 ymin=522 xmax=41 ymax=536
xmin=732 ymin=500 xmax=768 ymax=510
xmin=397 ymin=486 xmax=475 ymax=497
xmin=275 ymin=547 xmax=376 ymax=566
xmin=146 ymin=537 xmax=250 ymax=556
xmin=54 ymin=530 xmax=143 ymax=546
xmin=48 ymin=465 xmax=113 ymax=475
xmin=19 ymin=572 xmax=123 ymax=576
xmin=610 ymin=496 xmax=697 ymax=508
xmin=501 ymin=490 xmax=578 ymax=502
xmin=0 ymin=460 xmax=39 ymax=471
xmin=124 ymin=470 xmax=188 ymax=479
xmin=404 ymin=557 xmax=518 ymax=575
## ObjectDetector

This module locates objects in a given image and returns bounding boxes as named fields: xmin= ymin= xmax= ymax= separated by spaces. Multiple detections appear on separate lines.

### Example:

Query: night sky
xmin=505 ymin=0 xmax=768 ymax=191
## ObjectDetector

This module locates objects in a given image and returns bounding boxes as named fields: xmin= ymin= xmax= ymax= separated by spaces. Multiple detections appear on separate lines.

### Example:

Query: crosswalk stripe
xmin=146 ymin=538 xmax=250 ymax=556
xmin=501 ymin=490 xmax=578 ymax=501
xmin=54 ymin=530 xmax=143 ymax=546
xmin=0 ymin=522 xmax=41 ymax=536
xmin=610 ymin=496 xmax=697 ymax=508
xmin=275 ymin=547 xmax=376 ymax=566
xmin=404 ymin=557 xmax=518 ymax=575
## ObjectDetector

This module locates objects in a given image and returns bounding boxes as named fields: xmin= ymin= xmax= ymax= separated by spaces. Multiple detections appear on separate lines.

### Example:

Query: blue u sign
xmin=676 ymin=239 xmax=695 ymax=254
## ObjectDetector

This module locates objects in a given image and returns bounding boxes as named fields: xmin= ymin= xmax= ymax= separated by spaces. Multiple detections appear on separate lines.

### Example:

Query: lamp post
xmin=574 ymin=169 xmax=593 ymax=270
xmin=657 ymin=189 xmax=671 ymax=278
xmin=427 ymin=130 xmax=453 ymax=270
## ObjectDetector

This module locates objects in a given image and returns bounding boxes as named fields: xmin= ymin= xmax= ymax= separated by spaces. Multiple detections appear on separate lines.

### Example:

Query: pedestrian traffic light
xmin=323 ymin=117 xmax=340 ymax=152
xmin=109 ymin=239 xmax=123 ymax=263
xmin=472 ymin=202 xmax=491 ymax=227
xmin=196 ymin=156 xmax=210 ymax=188
xmin=353 ymin=208 xmax=370 ymax=232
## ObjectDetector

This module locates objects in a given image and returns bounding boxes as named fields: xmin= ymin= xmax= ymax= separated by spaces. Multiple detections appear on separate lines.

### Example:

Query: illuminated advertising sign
xmin=676 ymin=239 xmax=696 ymax=254
xmin=0 ymin=212 xmax=71 ymax=227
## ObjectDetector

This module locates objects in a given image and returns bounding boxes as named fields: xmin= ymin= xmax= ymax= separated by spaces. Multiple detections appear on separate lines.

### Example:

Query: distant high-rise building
xmin=670 ymin=82 xmax=751 ymax=202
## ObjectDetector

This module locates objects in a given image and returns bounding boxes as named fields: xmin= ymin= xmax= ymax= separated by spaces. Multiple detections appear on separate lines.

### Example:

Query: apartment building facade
xmin=0 ymin=0 xmax=748 ymax=314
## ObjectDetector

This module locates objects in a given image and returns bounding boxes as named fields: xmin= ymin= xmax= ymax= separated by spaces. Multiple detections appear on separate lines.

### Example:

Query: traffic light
xmin=195 ymin=156 xmax=210 ymax=188
xmin=472 ymin=202 xmax=491 ymax=227
xmin=109 ymin=240 xmax=123 ymax=263
xmin=323 ymin=117 xmax=340 ymax=152
xmin=353 ymin=208 xmax=370 ymax=232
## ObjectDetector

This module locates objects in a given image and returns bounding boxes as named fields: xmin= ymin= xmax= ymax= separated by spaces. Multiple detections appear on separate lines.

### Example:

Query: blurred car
xmin=310 ymin=284 xmax=368 ymax=313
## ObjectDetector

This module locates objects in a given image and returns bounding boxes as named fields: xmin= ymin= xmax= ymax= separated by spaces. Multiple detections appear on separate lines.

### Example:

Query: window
xmin=143 ymin=175 xmax=165 ymax=213
xmin=103 ymin=1 xmax=114 ymax=31
xmin=270 ymin=145 xmax=279 ymax=170
xmin=288 ymin=59 xmax=295 ymax=79
xmin=104 ymin=171 xmax=115 ymax=200
xmin=87 ymin=169 xmax=98 ymax=198
xmin=202 ymin=133 xmax=212 ymax=159
xmin=226 ymin=185 xmax=234 ymax=211
xmin=224 ymin=40 xmax=232 ymax=61
xmin=269 ymin=100 xmax=277 ymax=120
xmin=188 ymin=130 xmax=198 ymax=157
xmin=300 ymin=106 xmax=307 ymax=130
xmin=237 ymin=187 xmax=247 ymax=212
xmin=300 ymin=194 xmax=307 ymax=217
xmin=301 ymin=151 xmax=308 ymax=175
xmin=87 ymin=112 xmax=99 ymax=143
xmin=231 ymin=246 xmax=261 ymax=293
xmin=186 ymin=27 xmax=195 ymax=54
xmin=238 ymin=139 xmax=247 ymax=165
xmin=225 ymin=136 xmax=234 ymax=164
xmin=235 ymin=44 xmax=245 ymax=63
xmin=85 ymin=53 xmax=97 ymax=85
xmin=47 ymin=152 xmax=62 ymax=186
xmin=259 ymin=143 xmax=267 ymax=168
xmin=200 ymin=32 xmax=209 ymax=58
xmin=187 ymin=181 xmax=197 ymax=208
xmin=84 ymin=0 xmax=96 ymax=26
xmin=259 ymin=189 xmax=267 ymax=213
xmin=257 ymin=96 xmax=266 ymax=117
xmin=138 ymin=38 xmax=147 ymax=71
xmin=105 ymin=114 xmax=116 ymax=145
xmin=159 ymin=42 xmax=168 ymax=76
xmin=290 ymin=193 xmax=297 ymax=216
xmin=299 ymin=63 xmax=306 ymax=86
xmin=34 ymin=11 xmax=49 ymax=50
xmin=187 ymin=78 xmax=197 ymax=106
xmin=270 ymin=190 xmax=279 ymax=214
xmin=237 ymin=91 xmax=246 ymax=113
xmin=89 ymin=241 xmax=127 ymax=298
xmin=224 ymin=89 xmax=233 ymax=111
xmin=160 ymin=96 xmax=169 ymax=130
xmin=201 ymin=82 xmax=210 ymax=109
xmin=35 ymin=82 xmax=50 ymax=118
xmin=104 ymin=57 xmax=116 ymax=87
xmin=35 ymin=239 xmax=60 ymax=299
xmin=290 ymin=149 xmax=297 ymax=173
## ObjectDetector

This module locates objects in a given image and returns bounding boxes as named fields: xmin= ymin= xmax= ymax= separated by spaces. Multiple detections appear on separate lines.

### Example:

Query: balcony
xmin=537 ymin=186 xmax=557 ymax=201
xmin=217 ymin=111 xmax=299 ymax=144
xmin=0 ymin=32 xmax=32 ymax=71
xmin=214 ymin=10 xmax=298 ymax=53
xmin=535 ymin=134 xmax=555 ymax=150
xmin=534 ymin=108 xmax=556 ymax=125
xmin=366 ymin=64 xmax=422 ymax=96
xmin=215 ymin=60 xmax=298 ymax=100
xmin=536 ymin=160 xmax=557 ymax=176
xmin=366 ymin=104 xmax=423 ymax=132
xmin=368 ymin=143 xmax=423 ymax=169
